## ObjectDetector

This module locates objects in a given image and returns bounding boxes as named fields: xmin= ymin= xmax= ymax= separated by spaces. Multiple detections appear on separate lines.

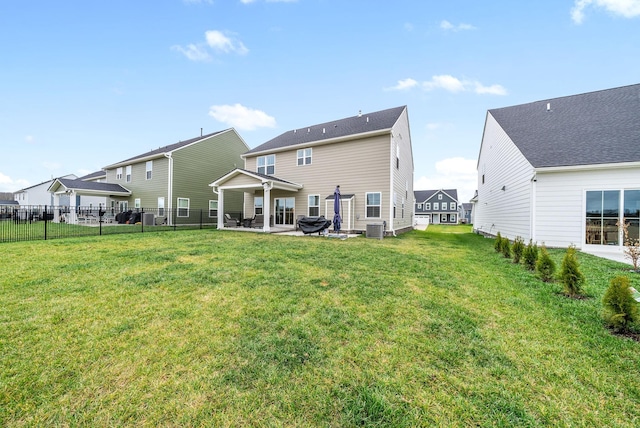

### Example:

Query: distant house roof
xmin=414 ymin=189 xmax=459 ymax=203
xmin=48 ymin=178 xmax=131 ymax=196
xmin=0 ymin=200 xmax=19 ymax=206
xmin=245 ymin=106 xmax=407 ymax=155
xmin=488 ymin=83 xmax=640 ymax=168
xmin=103 ymin=129 xmax=233 ymax=169
xmin=78 ymin=171 xmax=106 ymax=181
xmin=15 ymin=174 xmax=78 ymax=192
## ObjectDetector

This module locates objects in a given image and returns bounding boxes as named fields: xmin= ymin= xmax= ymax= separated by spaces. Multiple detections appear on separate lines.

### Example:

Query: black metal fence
xmin=0 ymin=205 xmax=238 ymax=244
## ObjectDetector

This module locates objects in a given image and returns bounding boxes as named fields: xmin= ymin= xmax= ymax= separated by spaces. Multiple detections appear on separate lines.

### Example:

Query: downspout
xmin=165 ymin=153 xmax=173 ymax=225
xmin=530 ymin=173 xmax=537 ymax=243
xmin=389 ymin=131 xmax=396 ymax=236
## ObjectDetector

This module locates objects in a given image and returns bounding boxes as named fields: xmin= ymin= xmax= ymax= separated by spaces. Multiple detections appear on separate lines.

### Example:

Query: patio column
xmin=68 ymin=191 xmax=78 ymax=224
xmin=217 ymin=189 xmax=225 ymax=229
xmin=53 ymin=193 xmax=60 ymax=222
xmin=262 ymin=182 xmax=272 ymax=232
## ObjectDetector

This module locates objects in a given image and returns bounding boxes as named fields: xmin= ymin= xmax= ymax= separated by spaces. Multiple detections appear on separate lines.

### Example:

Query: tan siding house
xmin=212 ymin=106 xmax=414 ymax=235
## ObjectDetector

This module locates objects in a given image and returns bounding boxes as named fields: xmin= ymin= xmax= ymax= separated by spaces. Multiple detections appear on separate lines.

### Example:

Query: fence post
xmin=44 ymin=205 xmax=48 ymax=241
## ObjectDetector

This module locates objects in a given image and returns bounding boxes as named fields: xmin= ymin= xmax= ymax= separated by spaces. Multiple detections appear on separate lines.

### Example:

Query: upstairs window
xmin=434 ymin=202 xmax=439 ymax=211
xmin=116 ymin=167 xmax=123 ymax=180
xmin=450 ymin=202 xmax=456 ymax=210
xmin=257 ymin=154 xmax=275 ymax=175
xmin=297 ymin=148 xmax=312 ymax=166
xmin=146 ymin=161 xmax=153 ymax=180
xmin=425 ymin=203 xmax=431 ymax=210
xmin=125 ymin=165 xmax=132 ymax=183
xmin=438 ymin=194 xmax=443 ymax=200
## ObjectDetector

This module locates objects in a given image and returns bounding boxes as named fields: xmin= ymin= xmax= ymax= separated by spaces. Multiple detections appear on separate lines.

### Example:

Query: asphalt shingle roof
xmin=245 ymin=106 xmax=406 ymax=155
xmin=57 ymin=178 xmax=130 ymax=194
xmin=488 ymin=83 xmax=640 ymax=168
xmin=414 ymin=189 xmax=458 ymax=203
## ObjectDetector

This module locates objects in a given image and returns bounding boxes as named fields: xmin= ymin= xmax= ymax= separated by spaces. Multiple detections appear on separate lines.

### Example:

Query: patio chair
xmin=252 ymin=214 xmax=264 ymax=228
xmin=224 ymin=213 xmax=240 ymax=227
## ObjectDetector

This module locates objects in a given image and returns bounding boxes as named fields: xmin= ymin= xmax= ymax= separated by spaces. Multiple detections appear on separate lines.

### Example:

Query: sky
xmin=1 ymin=0 xmax=639 ymax=203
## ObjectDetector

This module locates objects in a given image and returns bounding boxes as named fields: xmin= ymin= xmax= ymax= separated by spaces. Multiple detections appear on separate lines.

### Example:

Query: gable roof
xmin=103 ymin=129 xmax=235 ymax=169
xmin=210 ymin=168 xmax=303 ymax=192
xmin=48 ymin=178 xmax=131 ymax=196
xmin=488 ymin=83 xmax=640 ymax=168
xmin=414 ymin=189 xmax=458 ymax=203
xmin=245 ymin=106 xmax=406 ymax=155
xmin=78 ymin=170 xmax=106 ymax=181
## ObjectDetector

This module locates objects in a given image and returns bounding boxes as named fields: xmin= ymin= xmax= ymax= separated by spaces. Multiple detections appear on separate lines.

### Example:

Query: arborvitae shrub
xmin=536 ymin=244 xmax=556 ymax=282
xmin=523 ymin=239 xmax=538 ymax=271
xmin=602 ymin=276 xmax=639 ymax=333
xmin=512 ymin=236 xmax=525 ymax=264
xmin=494 ymin=232 xmax=502 ymax=253
xmin=501 ymin=237 xmax=511 ymax=258
xmin=559 ymin=245 xmax=585 ymax=297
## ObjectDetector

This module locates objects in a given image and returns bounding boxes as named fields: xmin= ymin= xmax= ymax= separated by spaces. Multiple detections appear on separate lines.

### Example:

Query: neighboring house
xmin=460 ymin=203 xmax=473 ymax=224
xmin=473 ymin=83 xmax=640 ymax=255
xmin=15 ymin=174 xmax=77 ymax=208
xmin=0 ymin=199 xmax=19 ymax=219
xmin=211 ymin=106 xmax=414 ymax=235
xmin=49 ymin=129 xmax=249 ymax=224
xmin=414 ymin=189 xmax=459 ymax=224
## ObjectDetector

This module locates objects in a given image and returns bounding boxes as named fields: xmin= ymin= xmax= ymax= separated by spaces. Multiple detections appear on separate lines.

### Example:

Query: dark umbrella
xmin=333 ymin=185 xmax=341 ymax=233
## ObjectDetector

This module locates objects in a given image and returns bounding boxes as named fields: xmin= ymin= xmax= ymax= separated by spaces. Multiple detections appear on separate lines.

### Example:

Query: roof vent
xmin=294 ymin=129 xmax=296 ymax=133
xmin=322 ymin=128 xmax=325 ymax=134
xmin=308 ymin=128 xmax=310 ymax=133
xmin=366 ymin=117 xmax=369 ymax=123
xmin=358 ymin=110 xmax=362 ymax=117
xmin=546 ymin=102 xmax=551 ymax=112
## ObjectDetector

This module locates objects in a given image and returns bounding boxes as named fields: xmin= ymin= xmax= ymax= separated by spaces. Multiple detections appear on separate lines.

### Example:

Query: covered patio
xmin=210 ymin=168 xmax=303 ymax=233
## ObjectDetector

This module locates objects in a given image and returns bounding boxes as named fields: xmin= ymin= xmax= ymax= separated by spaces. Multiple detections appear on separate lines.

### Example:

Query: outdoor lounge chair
xmin=224 ymin=213 xmax=240 ymax=227
xmin=252 ymin=214 xmax=264 ymax=228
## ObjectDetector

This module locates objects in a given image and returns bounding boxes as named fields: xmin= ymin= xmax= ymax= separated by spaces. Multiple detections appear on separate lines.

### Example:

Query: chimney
xmin=201 ymin=127 xmax=203 ymax=136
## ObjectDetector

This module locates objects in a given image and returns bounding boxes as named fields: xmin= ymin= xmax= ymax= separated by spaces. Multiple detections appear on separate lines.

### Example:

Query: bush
xmin=559 ymin=245 xmax=585 ymax=297
xmin=523 ymin=239 xmax=538 ymax=271
xmin=512 ymin=236 xmax=525 ymax=264
xmin=602 ymin=276 xmax=639 ymax=333
xmin=501 ymin=237 xmax=511 ymax=259
xmin=494 ymin=232 xmax=502 ymax=253
xmin=536 ymin=244 xmax=555 ymax=282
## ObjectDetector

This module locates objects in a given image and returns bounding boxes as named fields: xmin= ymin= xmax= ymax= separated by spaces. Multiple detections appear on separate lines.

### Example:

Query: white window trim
xmin=146 ymin=161 xmax=153 ymax=180
xmin=297 ymin=148 xmax=312 ymax=166
xmin=257 ymin=154 xmax=276 ymax=175
xmin=209 ymin=200 xmax=218 ymax=218
xmin=116 ymin=167 xmax=123 ymax=180
xmin=254 ymin=196 xmax=263 ymax=215
xmin=125 ymin=165 xmax=132 ymax=183
xmin=425 ymin=202 xmax=431 ymax=210
xmin=308 ymin=194 xmax=320 ymax=216
xmin=365 ymin=192 xmax=382 ymax=219
xmin=177 ymin=197 xmax=190 ymax=218
xmin=134 ymin=198 xmax=141 ymax=209
xmin=434 ymin=202 xmax=439 ymax=211
xmin=450 ymin=202 xmax=456 ymax=210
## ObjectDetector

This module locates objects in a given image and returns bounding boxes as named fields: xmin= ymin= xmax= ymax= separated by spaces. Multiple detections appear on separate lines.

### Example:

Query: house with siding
xmin=211 ymin=106 xmax=414 ymax=235
xmin=473 ymin=83 xmax=640 ymax=256
xmin=414 ymin=189 xmax=459 ymax=224
xmin=49 ymin=129 xmax=248 ymax=224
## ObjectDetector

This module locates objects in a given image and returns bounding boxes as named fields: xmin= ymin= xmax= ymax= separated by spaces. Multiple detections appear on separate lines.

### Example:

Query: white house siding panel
xmin=474 ymin=113 xmax=534 ymax=241
xmin=534 ymin=167 xmax=640 ymax=249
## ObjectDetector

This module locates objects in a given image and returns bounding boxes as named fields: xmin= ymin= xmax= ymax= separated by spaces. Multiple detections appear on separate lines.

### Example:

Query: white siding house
xmin=474 ymin=83 xmax=640 ymax=257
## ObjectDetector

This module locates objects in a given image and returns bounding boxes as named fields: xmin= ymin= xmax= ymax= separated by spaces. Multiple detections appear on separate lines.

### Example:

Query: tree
xmin=501 ymin=236 xmax=511 ymax=259
xmin=536 ymin=244 xmax=555 ymax=282
xmin=523 ymin=239 xmax=538 ymax=271
xmin=512 ymin=236 xmax=525 ymax=264
xmin=494 ymin=232 xmax=503 ymax=253
xmin=617 ymin=221 xmax=640 ymax=271
xmin=559 ymin=245 xmax=585 ymax=297
xmin=602 ymin=276 xmax=639 ymax=333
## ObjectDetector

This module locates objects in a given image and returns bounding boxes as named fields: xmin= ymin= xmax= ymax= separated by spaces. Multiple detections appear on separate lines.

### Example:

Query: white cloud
xmin=572 ymin=0 xmax=640 ymax=24
xmin=414 ymin=157 xmax=478 ymax=203
xmin=171 ymin=43 xmax=211 ymax=62
xmin=387 ymin=74 xmax=507 ymax=96
xmin=209 ymin=104 xmax=276 ymax=131
xmin=385 ymin=78 xmax=418 ymax=91
xmin=0 ymin=172 xmax=29 ymax=192
xmin=440 ymin=20 xmax=477 ymax=31
xmin=205 ymin=30 xmax=249 ymax=55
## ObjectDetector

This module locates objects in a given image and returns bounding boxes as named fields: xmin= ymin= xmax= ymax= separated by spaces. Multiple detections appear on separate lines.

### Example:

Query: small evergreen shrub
xmin=559 ymin=245 xmax=585 ymax=297
xmin=602 ymin=276 xmax=639 ymax=333
xmin=494 ymin=232 xmax=502 ymax=253
xmin=501 ymin=237 xmax=511 ymax=259
xmin=536 ymin=244 xmax=556 ymax=282
xmin=512 ymin=236 xmax=525 ymax=264
xmin=523 ymin=239 xmax=538 ymax=271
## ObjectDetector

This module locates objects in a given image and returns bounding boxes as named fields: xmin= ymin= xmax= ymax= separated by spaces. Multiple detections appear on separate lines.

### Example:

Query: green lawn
xmin=1 ymin=226 xmax=639 ymax=427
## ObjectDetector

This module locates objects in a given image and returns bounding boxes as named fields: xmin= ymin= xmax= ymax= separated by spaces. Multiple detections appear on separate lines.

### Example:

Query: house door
xmin=274 ymin=197 xmax=295 ymax=226
xmin=118 ymin=201 xmax=128 ymax=213
xmin=432 ymin=214 xmax=440 ymax=224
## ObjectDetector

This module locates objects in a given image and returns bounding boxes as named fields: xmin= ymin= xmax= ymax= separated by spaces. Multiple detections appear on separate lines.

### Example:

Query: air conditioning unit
xmin=366 ymin=223 xmax=384 ymax=239
xmin=142 ymin=212 xmax=155 ymax=226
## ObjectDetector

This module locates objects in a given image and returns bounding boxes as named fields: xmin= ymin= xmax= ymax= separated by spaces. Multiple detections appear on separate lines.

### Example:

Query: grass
xmin=1 ymin=225 xmax=639 ymax=426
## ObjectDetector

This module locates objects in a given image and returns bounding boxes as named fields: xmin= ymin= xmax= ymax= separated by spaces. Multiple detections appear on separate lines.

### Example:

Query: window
xmin=396 ymin=145 xmax=400 ymax=169
xmin=585 ymin=190 xmax=619 ymax=245
xmin=450 ymin=214 xmax=456 ymax=223
xmin=417 ymin=203 xmax=423 ymax=210
xmin=624 ymin=190 xmax=640 ymax=243
xmin=308 ymin=195 xmax=320 ymax=216
xmin=125 ymin=165 xmax=132 ymax=183
xmin=254 ymin=196 xmax=263 ymax=215
xmin=441 ymin=214 xmax=447 ymax=223
xmin=297 ymin=148 xmax=312 ymax=166
xmin=116 ymin=167 xmax=123 ymax=180
xmin=146 ymin=161 xmax=152 ymax=180
xmin=257 ymin=154 xmax=275 ymax=175
xmin=402 ymin=197 xmax=405 ymax=218
xmin=209 ymin=200 xmax=218 ymax=218
xmin=482 ymin=174 xmax=485 ymax=184
xmin=158 ymin=197 xmax=165 ymax=216
xmin=134 ymin=198 xmax=141 ymax=209
xmin=433 ymin=202 xmax=439 ymax=211
xmin=425 ymin=202 xmax=431 ymax=210
xmin=177 ymin=198 xmax=189 ymax=217
xmin=366 ymin=192 xmax=381 ymax=218
xmin=450 ymin=202 xmax=456 ymax=210
xmin=393 ymin=192 xmax=397 ymax=218
xmin=438 ymin=194 xmax=443 ymax=200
